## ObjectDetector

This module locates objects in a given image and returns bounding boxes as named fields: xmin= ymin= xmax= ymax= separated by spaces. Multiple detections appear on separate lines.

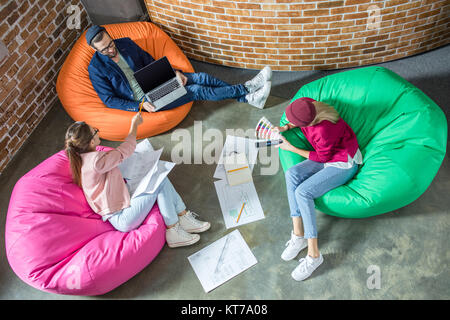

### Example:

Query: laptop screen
xmin=134 ymin=56 xmax=176 ymax=92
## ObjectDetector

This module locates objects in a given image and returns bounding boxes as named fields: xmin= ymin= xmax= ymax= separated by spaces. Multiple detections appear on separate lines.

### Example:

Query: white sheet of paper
xmin=187 ymin=229 xmax=257 ymax=293
xmin=136 ymin=138 xmax=155 ymax=152
xmin=118 ymin=140 xmax=160 ymax=179
xmin=118 ymin=140 xmax=174 ymax=198
xmin=214 ymin=179 xmax=265 ymax=229
xmin=141 ymin=160 xmax=176 ymax=195
xmin=213 ymin=135 xmax=259 ymax=181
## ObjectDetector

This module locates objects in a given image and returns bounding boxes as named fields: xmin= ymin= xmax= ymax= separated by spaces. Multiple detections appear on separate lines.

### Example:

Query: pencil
xmin=227 ymin=166 xmax=249 ymax=173
xmin=236 ymin=202 xmax=245 ymax=223
xmin=138 ymin=97 xmax=145 ymax=113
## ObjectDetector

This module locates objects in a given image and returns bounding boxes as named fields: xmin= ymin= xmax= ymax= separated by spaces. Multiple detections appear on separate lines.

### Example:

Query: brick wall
xmin=0 ymin=0 xmax=90 ymax=174
xmin=145 ymin=0 xmax=450 ymax=71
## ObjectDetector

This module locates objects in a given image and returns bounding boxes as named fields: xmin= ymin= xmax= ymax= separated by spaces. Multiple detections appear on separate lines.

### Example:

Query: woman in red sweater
xmin=276 ymin=97 xmax=362 ymax=281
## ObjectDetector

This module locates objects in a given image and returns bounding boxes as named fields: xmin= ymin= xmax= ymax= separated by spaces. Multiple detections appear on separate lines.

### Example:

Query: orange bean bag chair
xmin=56 ymin=22 xmax=194 ymax=141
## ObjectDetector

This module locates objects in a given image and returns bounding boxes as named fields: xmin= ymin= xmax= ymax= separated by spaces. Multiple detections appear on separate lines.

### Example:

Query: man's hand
xmin=175 ymin=70 xmax=188 ymax=86
xmin=142 ymin=101 xmax=156 ymax=112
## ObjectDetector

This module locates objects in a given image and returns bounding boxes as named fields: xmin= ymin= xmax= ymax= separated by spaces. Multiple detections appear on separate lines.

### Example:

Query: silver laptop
xmin=134 ymin=56 xmax=187 ymax=110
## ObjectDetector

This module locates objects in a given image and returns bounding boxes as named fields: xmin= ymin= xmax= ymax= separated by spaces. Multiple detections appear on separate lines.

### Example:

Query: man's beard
xmin=107 ymin=48 xmax=118 ymax=59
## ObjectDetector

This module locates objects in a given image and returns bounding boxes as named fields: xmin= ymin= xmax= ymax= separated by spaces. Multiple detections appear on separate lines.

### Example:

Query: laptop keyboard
xmin=148 ymin=79 xmax=181 ymax=102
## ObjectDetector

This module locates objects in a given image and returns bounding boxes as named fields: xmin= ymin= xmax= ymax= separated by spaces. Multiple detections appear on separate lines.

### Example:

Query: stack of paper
xmin=189 ymin=135 xmax=264 ymax=293
xmin=213 ymin=135 xmax=265 ymax=229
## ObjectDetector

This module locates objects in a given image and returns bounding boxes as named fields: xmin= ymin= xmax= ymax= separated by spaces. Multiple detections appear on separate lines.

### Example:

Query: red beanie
xmin=286 ymin=97 xmax=316 ymax=127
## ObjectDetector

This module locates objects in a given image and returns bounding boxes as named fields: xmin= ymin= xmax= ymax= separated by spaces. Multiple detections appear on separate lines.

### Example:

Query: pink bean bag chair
xmin=5 ymin=146 xmax=166 ymax=296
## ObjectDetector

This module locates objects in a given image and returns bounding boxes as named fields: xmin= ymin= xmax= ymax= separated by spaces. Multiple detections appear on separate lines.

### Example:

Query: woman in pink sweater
xmin=65 ymin=113 xmax=211 ymax=248
xmin=276 ymin=97 xmax=362 ymax=281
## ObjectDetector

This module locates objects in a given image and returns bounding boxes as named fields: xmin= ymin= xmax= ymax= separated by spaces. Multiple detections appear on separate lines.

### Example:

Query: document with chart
xmin=187 ymin=229 xmax=258 ymax=293
xmin=214 ymin=178 xmax=265 ymax=229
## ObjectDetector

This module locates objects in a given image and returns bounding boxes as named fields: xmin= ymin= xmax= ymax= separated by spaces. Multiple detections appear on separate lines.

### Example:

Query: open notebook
xmin=223 ymin=152 xmax=253 ymax=186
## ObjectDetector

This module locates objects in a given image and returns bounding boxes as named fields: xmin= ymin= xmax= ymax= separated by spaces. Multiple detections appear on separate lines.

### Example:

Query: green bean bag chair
xmin=279 ymin=66 xmax=447 ymax=218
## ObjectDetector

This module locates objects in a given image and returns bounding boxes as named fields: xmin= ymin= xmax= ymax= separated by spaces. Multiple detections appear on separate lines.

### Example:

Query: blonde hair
xmin=309 ymin=101 xmax=340 ymax=126
xmin=65 ymin=122 xmax=93 ymax=187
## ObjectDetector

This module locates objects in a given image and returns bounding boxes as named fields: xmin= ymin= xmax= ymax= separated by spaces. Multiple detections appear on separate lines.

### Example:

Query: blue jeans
xmin=158 ymin=72 xmax=248 ymax=111
xmin=285 ymin=160 xmax=359 ymax=239
xmin=108 ymin=177 xmax=186 ymax=232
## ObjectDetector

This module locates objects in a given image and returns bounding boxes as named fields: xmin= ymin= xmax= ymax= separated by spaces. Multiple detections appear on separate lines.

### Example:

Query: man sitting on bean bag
xmin=86 ymin=25 xmax=272 ymax=111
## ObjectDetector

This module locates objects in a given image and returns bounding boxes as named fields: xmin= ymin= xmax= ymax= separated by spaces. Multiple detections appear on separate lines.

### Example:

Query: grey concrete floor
xmin=1 ymin=45 xmax=449 ymax=300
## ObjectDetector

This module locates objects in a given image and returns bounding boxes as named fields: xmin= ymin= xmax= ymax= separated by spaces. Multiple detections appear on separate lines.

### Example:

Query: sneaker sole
xmin=281 ymin=241 xmax=308 ymax=261
xmin=263 ymin=67 xmax=272 ymax=81
xmin=183 ymin=222 xmax=211 ymax=234
xmin=255 ymin=82 xmax=271 ymax=109
xmin=167 ymin=235 xmax=200 ymax=248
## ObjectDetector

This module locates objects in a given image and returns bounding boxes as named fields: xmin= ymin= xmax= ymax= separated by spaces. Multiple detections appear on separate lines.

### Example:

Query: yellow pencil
xmin=236 ymin=202 xmax=245 ymax=223
xmin=138 ymin=97 xmax=145 ymax=113
xmin=227 ymin=166 xmax=249 ymax=173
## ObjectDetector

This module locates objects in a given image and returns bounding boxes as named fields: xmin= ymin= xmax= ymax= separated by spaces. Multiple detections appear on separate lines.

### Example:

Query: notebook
xmin=223 ymin=152 xmax=253 ymax=186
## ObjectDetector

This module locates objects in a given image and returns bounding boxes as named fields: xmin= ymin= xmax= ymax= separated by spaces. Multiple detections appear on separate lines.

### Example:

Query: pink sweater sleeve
xmin=92 ymin=134 xmax=136 ymax=174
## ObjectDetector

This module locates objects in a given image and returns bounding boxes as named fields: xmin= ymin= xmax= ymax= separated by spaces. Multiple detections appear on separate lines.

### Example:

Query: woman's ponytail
xmin=64 ymin=122 xmax=93 ymax=188
xmin=65 ymin=142 xmax=83 ymax=187
xmin=310 ymin=101 xmax=340 ymax=126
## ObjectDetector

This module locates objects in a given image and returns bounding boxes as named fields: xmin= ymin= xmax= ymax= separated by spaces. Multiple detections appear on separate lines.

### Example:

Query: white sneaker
xmin=245 ymin=66 xmax=272 ymax=93
xmin=178 ymin=210 xmax=211 ymax=233
xmin=281 ymin=231 xmax=308 ymax=261
xmin=166 ymin=222 xmax=200 ymax=248
xmin=245 ymin=81 xmax=271 ymax=109
xmin=291 ymin=254 xmax=324 ymax=281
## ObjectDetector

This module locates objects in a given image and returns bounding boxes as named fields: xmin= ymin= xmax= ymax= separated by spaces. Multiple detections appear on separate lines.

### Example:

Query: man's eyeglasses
xmin=98 ymin=40 xmax=115 ymax=54
xmin=90 ymin=128 xmax=99 ymax=140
